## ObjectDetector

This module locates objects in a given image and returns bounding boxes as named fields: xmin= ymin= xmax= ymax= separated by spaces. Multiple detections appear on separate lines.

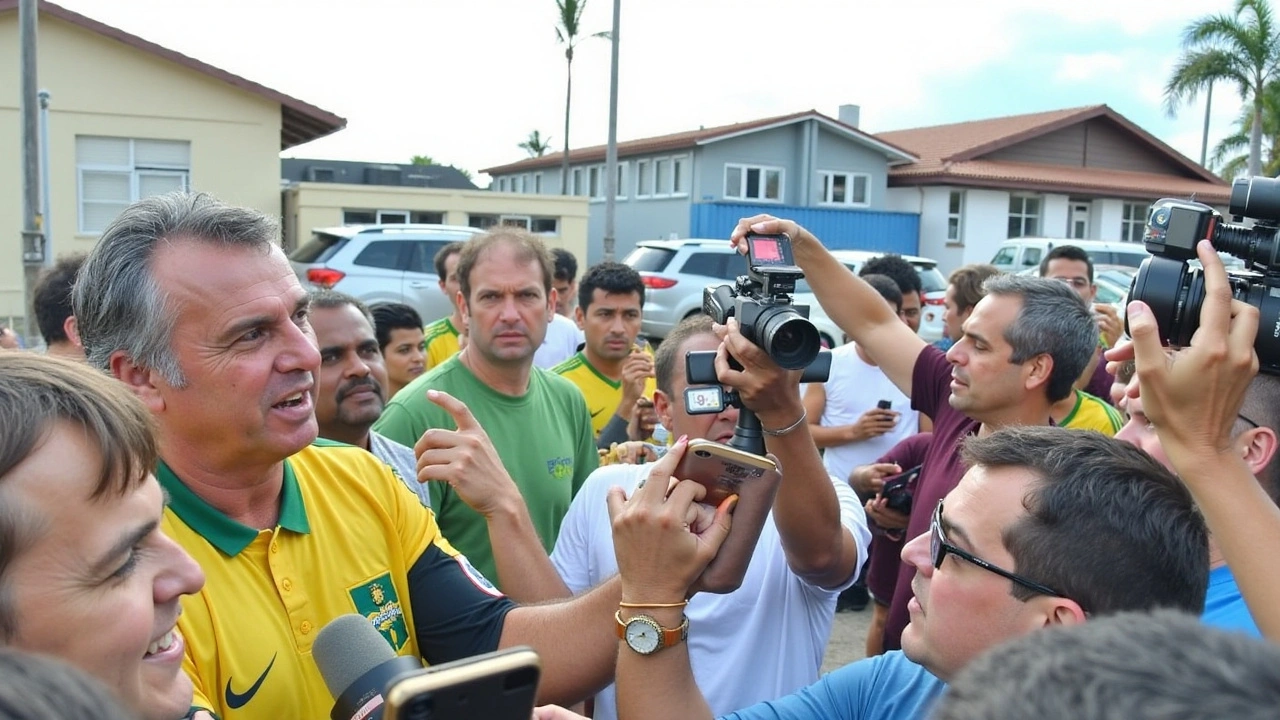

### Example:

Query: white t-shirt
xmin=818 ymin=342 xmax=918 ymax=484
xmin=533 ymin=313 xmax=584 ymax=369
xmin=551 ymin=463 xmax=871 ymax=720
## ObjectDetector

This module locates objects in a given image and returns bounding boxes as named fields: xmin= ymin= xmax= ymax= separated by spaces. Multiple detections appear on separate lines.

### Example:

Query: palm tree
xmin=1165 ymin=0 xmax=1280 ymax=177
xmin=1210 ymin=81 xmax=1280 ymax=179
xmin=555 ymin=0 xmax=609 ymax=194
xmin=519 ymin=130 xmax=553 ymax=157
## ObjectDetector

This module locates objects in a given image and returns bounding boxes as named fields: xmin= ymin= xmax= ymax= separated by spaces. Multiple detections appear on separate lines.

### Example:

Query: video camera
xmin=687 ymin=233 xmax=832 ymax=455
xmin=702 ymin=233 xmax=822 ymax=370
xmin=1129 ymin=175 xmax=1280 ymax=374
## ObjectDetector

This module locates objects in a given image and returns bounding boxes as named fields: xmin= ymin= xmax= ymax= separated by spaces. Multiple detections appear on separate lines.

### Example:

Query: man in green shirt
xmin=375 ymin=227 xmax=597 ymax=589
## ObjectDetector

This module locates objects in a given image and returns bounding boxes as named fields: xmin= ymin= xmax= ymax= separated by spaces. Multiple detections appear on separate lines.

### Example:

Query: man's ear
xmin=1024 ymin=353 xmax=1054 ymax=394
xmin=456 ymin=291 xmax=469 ymax=324
xmin=1044 ymin=598 xmax=1088 ymax=628
xmin=63 ymin=316 xmax=82 ymax=348
xmin=109 ymin=351 xmax=166 ymax=413
xmin=574 ymin=305 xmax=586 ymax=331
xmin=1239 ymin=426 xmax=1278 ymax=477
xmin=548 ymin=287 xmax=559 ymax=316
xmin=653 ymin=389 xmax=676 ymax=429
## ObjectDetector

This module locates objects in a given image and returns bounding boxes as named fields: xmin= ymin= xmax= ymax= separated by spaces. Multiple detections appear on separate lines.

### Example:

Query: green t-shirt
xmin=374 ymin=355 xmax=598 ymax=588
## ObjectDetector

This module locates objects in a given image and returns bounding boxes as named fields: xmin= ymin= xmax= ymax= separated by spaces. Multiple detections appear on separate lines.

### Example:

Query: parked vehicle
xmin=990 ymin=238 xmax=1150 ymax=275
xmin=289 ymin=224 xmax=483 ymax=323
xmin=622 ymin=239 xmax=945 ymax=344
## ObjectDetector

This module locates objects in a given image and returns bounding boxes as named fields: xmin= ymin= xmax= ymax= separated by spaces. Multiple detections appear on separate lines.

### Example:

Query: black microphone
xmin=313 ymin=614 xmax=423 ymax=720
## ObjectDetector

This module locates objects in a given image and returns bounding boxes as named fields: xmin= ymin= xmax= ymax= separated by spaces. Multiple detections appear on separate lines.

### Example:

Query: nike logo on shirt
xmin=224 ymin=653 xmax=277 ymax=709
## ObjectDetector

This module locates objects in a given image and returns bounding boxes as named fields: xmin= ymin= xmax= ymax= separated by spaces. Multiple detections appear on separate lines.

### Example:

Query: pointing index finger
xmin=427 ymin=389 xmax=479 ymax=431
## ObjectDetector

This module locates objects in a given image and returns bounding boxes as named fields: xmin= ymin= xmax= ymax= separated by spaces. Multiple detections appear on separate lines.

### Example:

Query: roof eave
xmin=888 ymin=173 xmax=1230 ymax=203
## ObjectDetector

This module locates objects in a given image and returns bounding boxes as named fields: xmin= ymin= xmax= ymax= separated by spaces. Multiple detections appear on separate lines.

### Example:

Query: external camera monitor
xmin=684 ymin=385 xmax=726 ymax=415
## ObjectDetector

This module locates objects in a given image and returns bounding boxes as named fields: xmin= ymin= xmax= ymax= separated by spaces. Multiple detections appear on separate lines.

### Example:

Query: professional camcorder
xmin=1130 ymin=175 xmax=1280 ymax=375
xmin=702 ymin=233 xmax=822 ymax=370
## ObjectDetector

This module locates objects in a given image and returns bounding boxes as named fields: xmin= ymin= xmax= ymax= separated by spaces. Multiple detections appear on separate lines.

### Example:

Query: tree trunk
xmin=561 ymin=53 xmax=573 ymax=195
xmin=1250 ymin=92 xmax=1264 ymax=177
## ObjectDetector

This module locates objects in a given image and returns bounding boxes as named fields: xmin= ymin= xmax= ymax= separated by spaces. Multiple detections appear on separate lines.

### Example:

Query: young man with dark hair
xmin=551 ymin=247 xmax=579 ymax=317
xmin=371 ymin=302 xmax=427 ymax=399
xmin=535 ymin=247 xmax=587 ymax=368
xmin=552 ymin=261 xmax=656 ymax=447
xmin=860 ymin=255 xmax=924 ymax=332
xmin=32 ymin=252 xmax=87 ymax=361
xmin=1039 ymin=244 xmax=1122 ymax=401
xmin=938 ymin=264 xmax=1000 ymax=350
xmin=423 ymin=241 xmax=466 ymax=370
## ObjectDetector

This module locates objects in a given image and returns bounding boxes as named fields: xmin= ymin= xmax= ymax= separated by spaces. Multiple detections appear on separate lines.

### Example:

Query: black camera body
xmin=1129 ymin=175 xmax=1280 ymax=375
xmin=702 ymin=233 xmax=822 ymax=370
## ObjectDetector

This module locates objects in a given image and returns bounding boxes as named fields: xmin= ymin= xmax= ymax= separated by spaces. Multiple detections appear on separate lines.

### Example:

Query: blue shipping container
xmin=689 ymin=202 xmax=919 ymax=255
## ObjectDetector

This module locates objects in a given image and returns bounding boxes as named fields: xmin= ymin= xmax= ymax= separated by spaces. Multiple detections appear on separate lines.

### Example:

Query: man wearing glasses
xmin=597 ymin=426 xmax=1208 ymax=720
xmin=1116 ymin=373 xmax=1280 ymax=637
xmin=1039 ymin=244 xmax=1124 ymax=401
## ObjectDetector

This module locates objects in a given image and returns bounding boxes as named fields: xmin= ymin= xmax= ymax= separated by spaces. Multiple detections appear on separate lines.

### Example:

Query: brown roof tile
xmin=0 ymin=0 xmax=346 ymax=150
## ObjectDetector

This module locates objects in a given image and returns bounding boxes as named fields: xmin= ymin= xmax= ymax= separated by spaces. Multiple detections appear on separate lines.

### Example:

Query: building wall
xmin=285 ymin=183 xmax=590 ymax=262
xmin=811 ymin=126 xmax=893 ymax=210
xmin=1095 ymin=198 xmax=1126 ymax=241
xmin=0 ymin=13 xmax=281 ymax=320
xmin=983 ymin=119 xmax=1188 ymax=176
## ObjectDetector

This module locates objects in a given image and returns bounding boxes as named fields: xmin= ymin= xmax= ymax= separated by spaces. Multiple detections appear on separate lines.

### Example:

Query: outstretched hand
xmin=414 ymin=389 xmax=522 ymax=517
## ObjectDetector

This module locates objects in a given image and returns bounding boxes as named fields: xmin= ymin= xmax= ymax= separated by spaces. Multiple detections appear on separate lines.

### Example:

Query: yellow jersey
xmin=551 ymin=351 xmax=657 ymax=437
xmin=1060 ymin=389 xmax=1125 ymax=436
xmin=163 ymin=440 xmax=513 ymax=719
xmin=423 ymin=317 xmax=461 ymax=370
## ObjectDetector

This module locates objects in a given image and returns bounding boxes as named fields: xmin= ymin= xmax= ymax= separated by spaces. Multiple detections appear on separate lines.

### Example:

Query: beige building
xmin=0 ymin=0 xmax=343 ymax=324
xmin=283 ymin=182 xmax=591 ymax=262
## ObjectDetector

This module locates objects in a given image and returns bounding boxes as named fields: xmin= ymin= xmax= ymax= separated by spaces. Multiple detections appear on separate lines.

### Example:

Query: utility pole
xmin=602 ymin=0 xmax=620 ymax=260
xmin=19 ymin=0 xmax=45 ymax=342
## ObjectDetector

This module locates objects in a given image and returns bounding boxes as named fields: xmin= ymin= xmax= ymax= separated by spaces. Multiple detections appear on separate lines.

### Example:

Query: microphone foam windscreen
xmin=312 ymin=614 xmax=396 ymax=700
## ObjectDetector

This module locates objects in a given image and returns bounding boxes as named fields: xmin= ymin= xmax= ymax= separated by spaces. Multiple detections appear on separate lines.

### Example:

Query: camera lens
xmin=1230 ymin=176 xmax=1280 ymax=221
xmin=756 ymin=307 xmax=821 ymax=370
xmin=695 ymin=449 xmax=712 ymax=458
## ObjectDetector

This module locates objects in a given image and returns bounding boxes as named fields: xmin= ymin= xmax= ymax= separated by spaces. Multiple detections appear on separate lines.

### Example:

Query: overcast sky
xmin=57 ymin=0 xmax=1246 ymax=184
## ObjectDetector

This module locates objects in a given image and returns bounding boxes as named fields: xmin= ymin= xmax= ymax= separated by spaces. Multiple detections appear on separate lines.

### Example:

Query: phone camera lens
xmin=695 ymin=449 xmax=712 ymax=458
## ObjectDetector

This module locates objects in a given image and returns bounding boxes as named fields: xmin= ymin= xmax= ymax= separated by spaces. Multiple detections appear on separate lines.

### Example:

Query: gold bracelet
xmin=761 ymin=409 xmax=807 ymax=437
xmin=618 ymin=600 xmax=689 ymax=609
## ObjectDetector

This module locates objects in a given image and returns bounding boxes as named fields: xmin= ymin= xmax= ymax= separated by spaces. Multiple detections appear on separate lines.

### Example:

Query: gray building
xmin=481 ymin=106 xmax=920 ymax=263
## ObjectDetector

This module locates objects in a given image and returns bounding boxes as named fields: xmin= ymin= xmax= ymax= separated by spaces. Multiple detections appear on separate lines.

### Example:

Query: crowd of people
xmin=1 ymin=191 xmax=1279 ymax=720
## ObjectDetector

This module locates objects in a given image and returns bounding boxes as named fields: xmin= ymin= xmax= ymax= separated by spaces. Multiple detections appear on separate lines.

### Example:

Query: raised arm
xmin=729 ymin=215 xmax=926 ymax=396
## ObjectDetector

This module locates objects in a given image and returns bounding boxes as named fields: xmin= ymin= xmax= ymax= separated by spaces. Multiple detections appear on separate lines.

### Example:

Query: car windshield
xmin=623 ymin=246 xmax=676 ymax=272
xmin=793 ymin=262 xmax=943 ymax=295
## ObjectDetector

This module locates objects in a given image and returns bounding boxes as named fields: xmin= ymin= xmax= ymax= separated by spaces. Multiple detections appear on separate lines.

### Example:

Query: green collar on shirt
xmin=157 ymin=457 xmax=311 ymax=557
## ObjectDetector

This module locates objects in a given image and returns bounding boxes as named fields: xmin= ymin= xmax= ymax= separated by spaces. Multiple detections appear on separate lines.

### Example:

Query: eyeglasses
xmin=930 ymin=501 xmax=1066 ymax=599
xmin=1238 ymin=412 xmax=1261 ymax=429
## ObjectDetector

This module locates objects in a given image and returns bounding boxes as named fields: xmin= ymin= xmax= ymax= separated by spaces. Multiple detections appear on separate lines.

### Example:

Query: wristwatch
xmin=615 ymin=609 xmax=689 ymax=655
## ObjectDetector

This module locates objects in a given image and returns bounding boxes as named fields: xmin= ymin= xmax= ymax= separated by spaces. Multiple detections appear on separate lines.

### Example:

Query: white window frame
xmin=671 ymin=155 xmax=689 ymax=196
xmin=376 ymin=210 xmax=411 ymax=224
xmin=497 ymin=177 xmax=508 ymax=192
xmin=947 ymin=190 xmax=965 ymax=244
xmin=77 ymin=137 xmax=190 ymax=235
xmin=531 ymin=216 xmax=560 ymax=235
xmin=614 ymin=161 xmax=628 ymax=199
xmin=1008 ymin=195 xmax=1042 ymax=238
xmin=571 ymin=167 xmax=585 ymax=196
xmin=588 ymin=165 xmax=603 ymax=201
xmin=1121 ymin=201 xmax=1149 ymax=243
xmin=534 ymin=174 xmax=542 ymax=194
xmin=635 ymin=160 xmax=651 ymax=198
xmin=724 ymin=163 xmax=784 ymax=203
xmin=817 ymin=170 xmax=871 ymax=207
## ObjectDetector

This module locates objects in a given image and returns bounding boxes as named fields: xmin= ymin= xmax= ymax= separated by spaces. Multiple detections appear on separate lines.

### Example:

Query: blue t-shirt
xmin=1202 ymin=564 xmax=1261 ymax=638
xmin=721 ymin=651 xmax=946 ymax=720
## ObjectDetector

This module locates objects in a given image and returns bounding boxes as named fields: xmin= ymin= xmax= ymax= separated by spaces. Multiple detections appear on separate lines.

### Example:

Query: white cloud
xmin=1054 ymin=52 xmax=1126 ymax=83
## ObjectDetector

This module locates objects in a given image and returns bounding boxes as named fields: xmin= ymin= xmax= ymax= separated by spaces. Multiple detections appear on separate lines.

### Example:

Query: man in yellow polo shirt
xmin=74 ymin=193 xmax=718 ymax=720
xmin=552 ymin=261 xmax=658 ymax=448
xmin=423 ymin=241 xmax=465 ymax=370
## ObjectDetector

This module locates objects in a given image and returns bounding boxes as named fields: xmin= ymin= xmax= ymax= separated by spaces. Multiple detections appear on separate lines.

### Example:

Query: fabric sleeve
xmin=909 ymin=345 xmax=951 ymax=423
xmin=596 ymin=413 xmax=631 ymax=449
xmin=407 ymin=541 xmax=518 ymax=665
xmin=372 ymin=400 xmax=427 ymax=448
xmin=877 ymin=432 xmax=934 ymax=469
xmin=183 ymin=647 xmax=214 ymax=715
xmin=572 ymin=396 xmax=599 ymax=496
xmin=1084 ymin=351 xmax=1115 ymax=402
xmin=719 ymin=655 xmax=883 ymax=720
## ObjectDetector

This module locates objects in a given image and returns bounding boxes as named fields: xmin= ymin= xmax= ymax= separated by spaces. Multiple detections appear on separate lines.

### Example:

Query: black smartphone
xmin=881 ymin=464 xmax=921 ymax=516
xmin=876 ymin=399 xmax=892 ymax=410
xmin=382 ymin=646 xmax=540 ymax=720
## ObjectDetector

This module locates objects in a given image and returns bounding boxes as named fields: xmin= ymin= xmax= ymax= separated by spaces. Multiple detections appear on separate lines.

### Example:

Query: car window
xmin=353 ymin=241 xmax=406 ymax=271
xmin=406 ymin=240 xmax=451 ymax=275
xmin=1108 ymin=252 xmax=1149 ymax=269
xmin=681 ymin=252 xmax=744 ymax=280
xmin=1022 ymin=248 xmax=1042 ymax=267
xmin=914 ymin=266 xmax=947 ymax=293
xmin=1094 ymin=282 xmax=1124 ymax=305
xmin=991 ymin=247 xmax=1016 ymax=265
xmin=623 ymin=247 xmax=676 ymax=272
xmin=291 ymin=232 xmax=349 ymax=264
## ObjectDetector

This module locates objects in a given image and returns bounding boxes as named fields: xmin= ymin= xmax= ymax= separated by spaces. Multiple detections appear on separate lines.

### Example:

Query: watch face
xmin=625 ymin=618 xmax=661 ymax=654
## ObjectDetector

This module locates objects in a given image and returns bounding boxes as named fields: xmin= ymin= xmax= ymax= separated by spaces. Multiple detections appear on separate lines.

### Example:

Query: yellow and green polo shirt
xmin=1059 ymin=389 xmax=1125 ymax=436
xmin=551 ymin=351 xmax=657 ymax=437
xmin=164 ymin=440 xmax=512 ymax=720
xmin=423 ymin=317 xmax=461 ymax=370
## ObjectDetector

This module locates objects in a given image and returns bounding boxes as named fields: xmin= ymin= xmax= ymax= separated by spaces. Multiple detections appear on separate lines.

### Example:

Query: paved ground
xmin=822 ymin=605 xmax=874 ymax=673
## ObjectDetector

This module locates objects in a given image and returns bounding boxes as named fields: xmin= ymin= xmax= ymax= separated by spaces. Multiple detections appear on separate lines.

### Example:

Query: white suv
xmin=289 ymin=224 xmax=483 ymax=322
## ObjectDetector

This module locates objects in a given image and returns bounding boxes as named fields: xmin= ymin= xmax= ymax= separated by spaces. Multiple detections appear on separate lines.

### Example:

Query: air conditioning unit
xmin=364 ymin=166 xmax=403 ymax=186
xmin=307 ymin=166 xmax=336 ymax=182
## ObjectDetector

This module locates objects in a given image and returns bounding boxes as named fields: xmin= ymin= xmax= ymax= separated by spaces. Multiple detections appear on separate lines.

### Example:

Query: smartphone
xmin=881 ymin=464 xmax=922 ymax=516
xmin=382 ymin=646 xmax=540 ymax=720
xmin=674 ymin=438 xmax=779 ymax=506
xmin=673 ymin=439 xmax=782 ymax=594
xmin=876 ymin=399 xmax=892 ymax=410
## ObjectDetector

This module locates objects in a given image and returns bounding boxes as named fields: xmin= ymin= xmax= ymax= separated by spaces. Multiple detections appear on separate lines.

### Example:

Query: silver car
xmin=289 ymin=224 xmax=483 ymax=323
